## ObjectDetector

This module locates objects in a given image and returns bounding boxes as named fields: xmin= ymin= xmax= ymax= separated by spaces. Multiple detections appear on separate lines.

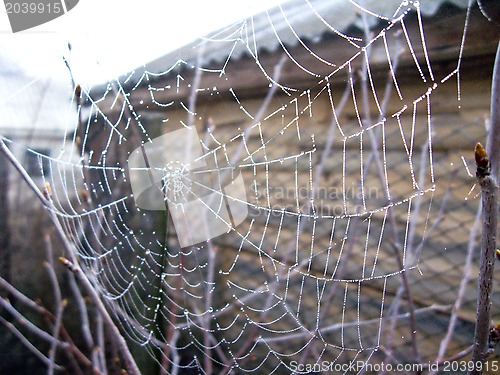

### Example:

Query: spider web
xmin=2 ymin=0 xmax=488 ymax=373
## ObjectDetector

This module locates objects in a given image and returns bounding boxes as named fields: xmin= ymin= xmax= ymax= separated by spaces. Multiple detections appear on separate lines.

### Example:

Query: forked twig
xmin=0 ymin=275 xmax=99 ymax=373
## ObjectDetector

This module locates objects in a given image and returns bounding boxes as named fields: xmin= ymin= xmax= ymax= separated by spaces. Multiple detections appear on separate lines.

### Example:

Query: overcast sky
xmin=0 ymin=0 xmax=289 ymax=85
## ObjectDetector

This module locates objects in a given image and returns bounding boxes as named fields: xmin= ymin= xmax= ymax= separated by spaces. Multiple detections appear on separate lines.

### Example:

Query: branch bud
xmin=475 ymin=142 xmax=490 ymax=178
xmin=59 ymin=257 xmax=77 ymax=272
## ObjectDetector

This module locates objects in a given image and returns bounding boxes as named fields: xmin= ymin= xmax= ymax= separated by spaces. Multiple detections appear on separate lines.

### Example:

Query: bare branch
xmin=470 ymin=147 xmax=499 ymax=373
xmin=67 ymin=272 xmax=96 ymax=359
xmin=0 ymin=315 xmax=64 ymax=372
xmin=0 ymin=297 xmax=69 ymax=350
xmin=95 ymin=311 xmax=107 ymax=375
xmin=0 ymin=138 xmax=141 ymax=375
xmin=43 ymin=233 xmax=65 ymax=375
xmin=0 ymin=275 xmax=45 ymax=315
xmin=0 ymin=276 xmax=100 ymax=373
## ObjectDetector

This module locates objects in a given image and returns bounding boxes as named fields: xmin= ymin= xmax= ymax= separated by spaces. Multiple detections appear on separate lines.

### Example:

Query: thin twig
xmin=307 ymin=31 xmax=404 ymax=369
xmin=430 ymin=205 xmax=481 ymax=373
xmin=95 ymin=309 xmax=107 ymax=375
xmin=216 ymin=55 xmax=289 ymax=374
xmin=359 ymin=11 xmax=420 ymax=363
xmin=0 ymin=298 xmax=69 ymax=350
xmin=44 ymin=233 xmax=65 ymax=375
xmin=0 ymin=275 xmax=45 ymax=314
xmin=381 ymin=142 xmax=431 ymax=370
xmin=67 ymin=272 xmax=99 ymax=366
xmin=489 ymin=44 xmax=500 ymax=181
xmin=202 ymin=244 xmax=216 ymax=375
xmin=423 ymin=344 xmax=474 ymax=369
xmin=261 ymin=304 xmax=451 ymax=344
xmin=58 ymin=249 xmax=141 ymax=375
xmin=470 ymin=158 xmax=499 ymax=372
xmin=189 ymin=44 xmax=215 ymax=375
xmin=0 ymin=275 xmax=100 ymax=373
